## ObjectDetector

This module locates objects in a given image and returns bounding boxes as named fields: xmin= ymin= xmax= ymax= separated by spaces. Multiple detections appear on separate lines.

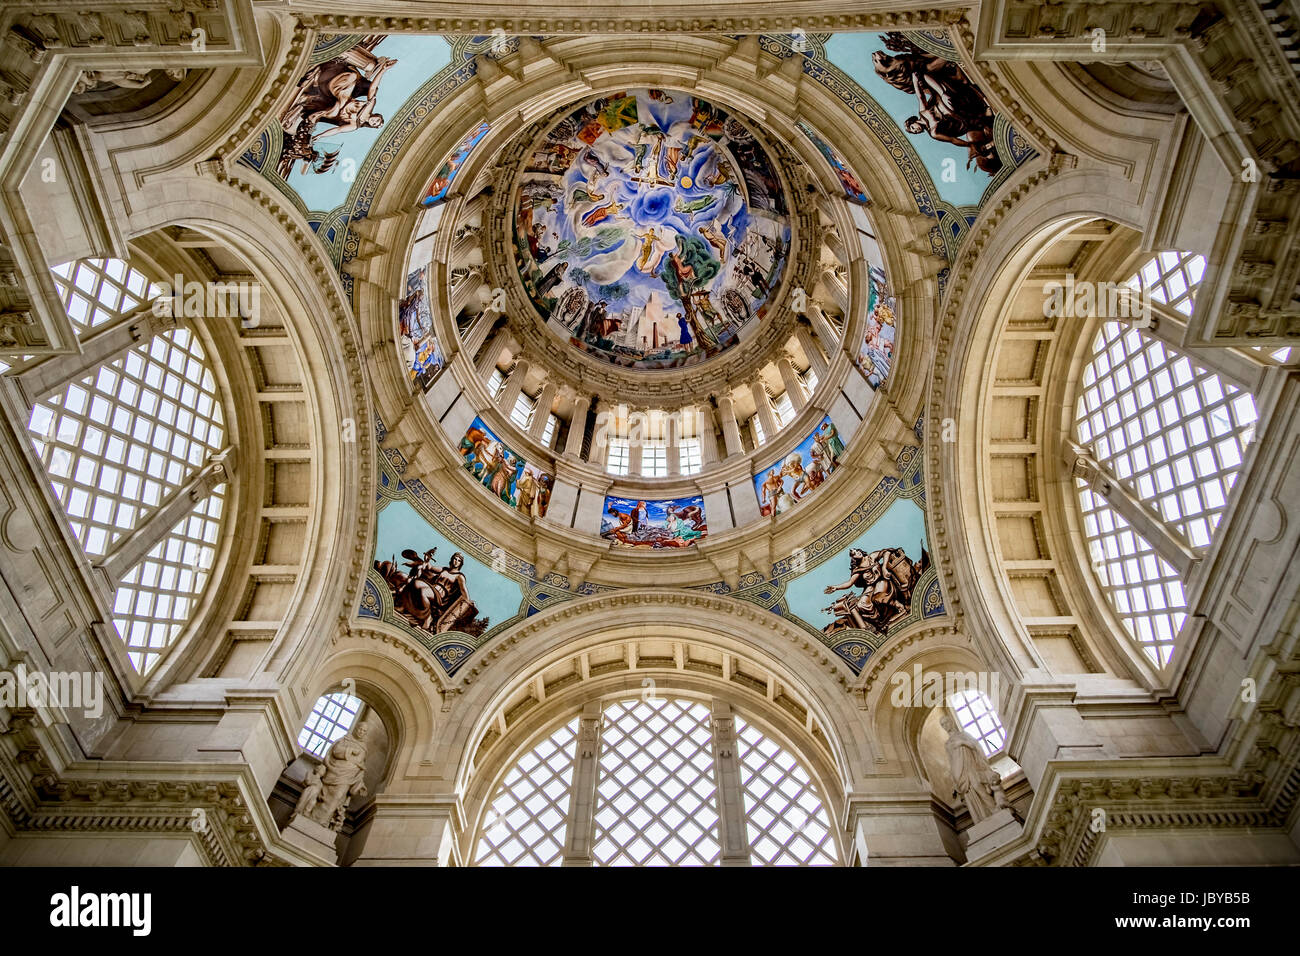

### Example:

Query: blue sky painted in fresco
xmin=286 ymin=34 xmax=452 ymax=214
xmin=783 ymin=497 xmax=928 ymax=632
xmin=824 ymin=33 xmax=992 ymax=208
xmin=375 ymin=499 xmax=523 ymax=626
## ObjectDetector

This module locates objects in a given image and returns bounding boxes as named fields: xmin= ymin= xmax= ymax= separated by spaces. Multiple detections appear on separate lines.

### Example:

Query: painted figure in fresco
xmin=374 ymin=547 xmax=485 ymax=636
xmin=871 ymin=32 xmax=1001 ymax=175
xmin=697 ymin=221 xmax=729 ymax=263
xmin=760 ymin=468 xmax=796 ymax=517
xmin=857 ymin=295 xmax=897 ymax=389
xmin=780 ymin=453 xmax=811 ymax=501
xmin=459 ymin=427 xmax=492 ymax=478
xmin=805 ymin=452 xmax=828 ymax=491
xmin=634 ymin=227 xmax=673 ymax=273
xmin=535 ymin=261 xmax=569 ymax=299
xmin=665 ymin=506 xmax=706 ymax=543
xmin=476 ymin=442 xmax=505 ymax=490
xmin=276 ymin=36 xmax=395 ymax=178
xmin=821 ymin=546 xmax=930 ymax=636
xmin=489 ymin=451 xmax=518 ymax=504
xmin=605 ymin=504 xmax=635 ymax=543
xmin=536 ymin=475 xmax=554 ymax=517
xmin=514 ymin=89 xmax=791 ymax=371
xmin=817 ymin=420 xmax=846 ymax=464
xmin=602 ymin=497 xmax=706 ymax=548
xmin=673 ymin=503 xmax=706 ymax=530
xmin=515 ymin=469 xmax=539 ymax=517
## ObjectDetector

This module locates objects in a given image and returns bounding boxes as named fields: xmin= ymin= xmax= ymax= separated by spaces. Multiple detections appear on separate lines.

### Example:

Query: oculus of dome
xmin=512 ymin=89 xmax=792 ymax=372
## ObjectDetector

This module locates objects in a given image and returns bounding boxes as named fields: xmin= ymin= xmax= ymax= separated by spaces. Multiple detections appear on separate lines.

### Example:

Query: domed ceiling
xmin=512 ymin=89 xmax=791 ymax=371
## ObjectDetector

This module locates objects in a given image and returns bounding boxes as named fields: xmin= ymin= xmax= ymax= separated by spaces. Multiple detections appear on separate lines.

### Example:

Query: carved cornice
xmin=297 ymin=10 xmax=958 ymax=36
xmin=213 ymin=17 xmax=311 ymax=163
xmin=0 ymin=715 xmax=287 ymax=866
xmin=1016 ymin=771 xmax=1270 ymax=866
xmin=342 ymin=624 xmax=451 ymax=697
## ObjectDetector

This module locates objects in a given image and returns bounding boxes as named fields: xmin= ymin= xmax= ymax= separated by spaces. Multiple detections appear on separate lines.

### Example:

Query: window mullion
xmin=1066 ymin=441 xmax=1198 ymax=576
xmin=560 ymin=700 xmax=603 ymax=866
xmin=1141 ymin=301 xmax=1264 ymax=393
xmin=709 ymin=700 xmax=752 ymax=866
xmin=13 ymin=305 xmax=175 ymax=407
xmin=96 ymin=446 xmax=235 ymax=585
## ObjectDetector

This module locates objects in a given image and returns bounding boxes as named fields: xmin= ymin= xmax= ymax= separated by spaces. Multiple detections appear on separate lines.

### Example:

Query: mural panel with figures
xmin=272 ymin=34 xmax=452 ymax=214
xmin=372 ymin=500 xmax=524 ymax=639
xmin=825 ymin=31 xmax=1007 ymax=209
xmin=855 ymin=268 xmax=897 ymax=389
xmin=459 ymin=417 xmax=554 ymax=519
xmin=797 ymin=120 xmax=870 ymax=204
xmin=398 ymin=266 xmax=445 ymax=390
xmin=422 ymin=121 xmax=491 ymax=205
xmin=753 ymin=415 xmax=846 ymax=517
xmin=513 ymin=89 xmax=791 ymax=371
xmin=601 ymin=495 xmax=707 ymax=549
xmin=784 ymin=498 xmax=932 ymax=640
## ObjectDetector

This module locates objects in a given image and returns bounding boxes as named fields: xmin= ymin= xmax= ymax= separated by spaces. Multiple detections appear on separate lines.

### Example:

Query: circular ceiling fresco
xmin=513 ymin=89 xmax=791 ymax=371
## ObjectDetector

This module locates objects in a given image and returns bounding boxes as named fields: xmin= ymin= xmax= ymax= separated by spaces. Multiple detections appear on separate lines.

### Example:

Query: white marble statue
xmin=297 ymin=717 xmax=374 ymax=831
xmin=941 ymin=713 xmax=1008 ymax=823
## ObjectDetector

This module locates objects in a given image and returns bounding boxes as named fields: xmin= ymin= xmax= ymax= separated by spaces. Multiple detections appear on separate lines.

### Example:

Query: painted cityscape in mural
xmin=422 ymin=121 xmax=491 ymax=205
xmin=601 ymin=495 xmax=708 ymax=549
xmin=856 ymin=268 xmax=897 ymax=389
xmin=459 ymin=417 xmax=554 ymax=518
xmin=753 ymin=415 xmax=847 ymax=518
xmin=514 ymin=88 xmax=791 ymax=371
xmin=398 ymin=266 xmax=445 ymax=390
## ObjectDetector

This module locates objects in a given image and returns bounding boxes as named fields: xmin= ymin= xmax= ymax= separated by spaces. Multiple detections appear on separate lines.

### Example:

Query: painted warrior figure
xmin=276 ymin=35 xmax=395 ymax=177
xmin=280 ymin=36 xmax=395 ymax=142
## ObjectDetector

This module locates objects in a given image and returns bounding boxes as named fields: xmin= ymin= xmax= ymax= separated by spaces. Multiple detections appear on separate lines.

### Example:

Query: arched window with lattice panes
xmin=50 ymin=257 xmax=164 ymax=337
xmin=24 ymin=259 xmax=232 ymax=674
xmin=470 ymin=696 xmax=841 ymax=866
xmin=1070 ymin=251 xmax=1260 ymax=668
xmin=297 ymin=691 xmax=366 ymax=760
xmin=474 ymin=717 xmax=580 ymax=867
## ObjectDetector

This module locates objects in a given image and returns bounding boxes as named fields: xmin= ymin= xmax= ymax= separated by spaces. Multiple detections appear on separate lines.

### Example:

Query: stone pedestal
xmin=847 ymin=792 xmax=956 ymax=866
xmin=349 ymin=796 xmax=460 ymax=866
xmin=964 ymin=807 xmax=1022 ymax=862
xmin=281 ymin=813 xmax=339 ymax=866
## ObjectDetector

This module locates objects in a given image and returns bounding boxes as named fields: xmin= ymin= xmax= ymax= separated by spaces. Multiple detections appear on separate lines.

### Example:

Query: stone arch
xmin=117 ymin=175 xmax=374 ymax=720
xmin=463 ymin=675 xmax=852 ymax=865
xmin=930 ymin=169 xmax=1155 ymax=693
xmin=425 ymin=590 xmax=873 ymax=847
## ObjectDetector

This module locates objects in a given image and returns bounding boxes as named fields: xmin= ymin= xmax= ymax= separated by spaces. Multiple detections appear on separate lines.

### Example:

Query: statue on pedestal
xmin=293 ymin=763 xmax=325 ymax=819
xmin=941 ymin=713 xmax=1009 ymax=824
xmin=293 ymin=717 xmax=374 ymax=831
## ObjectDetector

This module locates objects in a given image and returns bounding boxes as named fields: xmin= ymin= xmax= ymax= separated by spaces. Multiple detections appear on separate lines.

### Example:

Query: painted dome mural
xmin=512 ymin=89 xmax=792 ymax=371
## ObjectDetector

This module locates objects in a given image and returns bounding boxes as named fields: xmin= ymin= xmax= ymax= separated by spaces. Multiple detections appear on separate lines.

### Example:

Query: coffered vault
xmin=0 ymin=0 xmax=1297 ymax=868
